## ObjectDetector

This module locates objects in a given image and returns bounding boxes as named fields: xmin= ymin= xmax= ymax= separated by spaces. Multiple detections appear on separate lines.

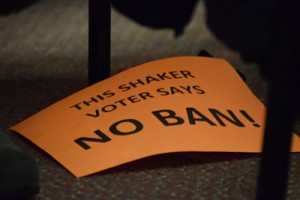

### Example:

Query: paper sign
xmin=11 ymin=56 xmax=300 ymax=177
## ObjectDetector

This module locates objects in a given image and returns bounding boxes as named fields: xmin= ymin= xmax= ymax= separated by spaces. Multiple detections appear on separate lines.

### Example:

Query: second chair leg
xmin=88 ymin=0 xmax=111 ymax=85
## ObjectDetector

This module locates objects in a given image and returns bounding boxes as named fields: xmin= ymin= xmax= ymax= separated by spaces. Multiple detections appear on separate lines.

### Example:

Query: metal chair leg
xmin=256 ymin=1 xmax=300 ymax=199
xmin=88 ymin=0 xmax=111 ymax=85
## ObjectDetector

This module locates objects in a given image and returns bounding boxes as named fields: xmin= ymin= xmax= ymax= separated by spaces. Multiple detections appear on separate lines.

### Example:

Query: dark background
xmin=1 ymin=0 xmax=299 ymax=199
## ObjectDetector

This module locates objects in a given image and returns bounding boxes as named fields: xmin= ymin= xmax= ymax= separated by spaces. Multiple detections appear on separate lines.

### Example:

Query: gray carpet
xmin=0 ymin=0 xmax=299 ymax=199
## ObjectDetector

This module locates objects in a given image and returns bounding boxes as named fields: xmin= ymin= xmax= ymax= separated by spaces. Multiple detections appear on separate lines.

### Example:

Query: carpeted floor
xmin=0 ymin=0 xmax=299 ymax=199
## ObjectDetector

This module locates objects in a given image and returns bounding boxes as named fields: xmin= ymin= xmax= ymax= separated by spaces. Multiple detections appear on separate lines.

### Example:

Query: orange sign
xmin=11 ymin=56 xmax=300 ymax=177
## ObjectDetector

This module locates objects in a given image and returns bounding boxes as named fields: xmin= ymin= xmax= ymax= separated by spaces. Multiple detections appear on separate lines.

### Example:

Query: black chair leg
xmin=256 ymin=1 xmax=300 ymax=199
xmin=88 ymin=0 xmax=111 ymax=85
xmin=87 ymin=1 xmax=300 ymax=198
xmin=256 ymin=79 xmax=297 ymax=200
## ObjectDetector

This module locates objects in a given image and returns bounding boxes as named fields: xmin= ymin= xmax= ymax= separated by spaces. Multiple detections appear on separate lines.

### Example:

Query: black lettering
xmin=101 ymin=104 xmax=117 ymax=112
xmin=96 ymin=94 xmax=105 ymax=100
xmin=139 ymin=92 xmax=155 ymax=99
xmin=103 ymin=90 xmax=115 ymax=98
xmin=130 ymin=79 xmax=145 ymax=88
xmin=240 ymin=110 xmax=261 ymax=127
xmin=70 ymin=103 xmax=82 ymax=110
xmin=209 ymin=109 xmax=245 ymax=127
xmin=118 ymin=84 xmax=131 ymax=92
xmin=169 ymin=71 xmax=183 ymax=79
xmin=86 ymin=109 xmax=100 ymax=118
xmin=186 ymin=108 xmax=216 ymax=126
xmin=156 ymin=88 xmax=169 ymax=96
xmin=193 ymin=85 xmax=205 ymax=94
xmin=115 ymin=99 xmax=127 ymax=106
xmin=180 ymin=70 xmax=195 ymax=78
xmin=127 ymin=95 xmax=142 ymax=103
xmin=180 ymin=86 xmax=192 ymax=93
xmin=156 ymin=72 xmax=172 ymax=80
xmin=170 ymin=87 xmax=184 ymax=95
xmin=152 ymin=109 xmax=185 ymax=126
xmin=110 ymin=119 xmax=143 ymax=135
xmin=74 ymin=130 xmax=111 ymax=150
xmin=145 ymin=76 xmax=160 ymax=84
xmin=83 ymin=97 xmax=98 ymax=106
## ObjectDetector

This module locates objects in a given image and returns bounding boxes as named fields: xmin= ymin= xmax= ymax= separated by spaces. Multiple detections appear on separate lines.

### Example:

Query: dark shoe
xmin=0 ymin=132 xmax=39 ymax=200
